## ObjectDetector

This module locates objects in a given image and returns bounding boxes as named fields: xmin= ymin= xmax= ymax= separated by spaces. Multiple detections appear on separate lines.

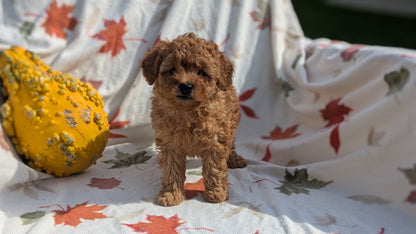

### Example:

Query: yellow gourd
xmin=0 ymin=46 xmax=109 ymax=177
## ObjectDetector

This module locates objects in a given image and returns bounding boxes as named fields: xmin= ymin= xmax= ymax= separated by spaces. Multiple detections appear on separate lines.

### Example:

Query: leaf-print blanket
xmin=1 ymin=0 xmax=416 ymax=233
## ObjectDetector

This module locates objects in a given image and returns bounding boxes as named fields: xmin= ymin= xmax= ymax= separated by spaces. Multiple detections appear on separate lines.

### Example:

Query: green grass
xmin=291 ymin=0 xmax=416 ymax=49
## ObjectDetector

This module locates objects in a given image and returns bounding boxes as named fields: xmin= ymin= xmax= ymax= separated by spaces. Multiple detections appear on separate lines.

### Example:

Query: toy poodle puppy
xmin=141 ymin=33 xmax=247 ymax=206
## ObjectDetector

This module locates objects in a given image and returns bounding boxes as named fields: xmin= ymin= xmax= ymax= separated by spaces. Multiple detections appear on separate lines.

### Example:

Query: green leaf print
xmin=291 ymin=54 xmax=302 ymax=69
xmin=19 ymin=21 xmax=35 ymax=39
xmin=20 ymin=211 xmax=46 ymax=225
xmin=276 ymin=168 xmax=333 ymax=195
xmin=281 ymin=80 xmax=294 ymax=97
xmin=103 ymin=149 xmax=152 ymax=169
xmin=385 ymin=67 xmax=410 ymax=96
xmin=399 ymin=164 xmax=416 ymax=185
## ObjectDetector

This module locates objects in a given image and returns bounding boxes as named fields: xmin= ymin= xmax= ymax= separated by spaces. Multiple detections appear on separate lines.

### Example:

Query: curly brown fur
xmin=141 ymin=33 xmax=247 ymax=207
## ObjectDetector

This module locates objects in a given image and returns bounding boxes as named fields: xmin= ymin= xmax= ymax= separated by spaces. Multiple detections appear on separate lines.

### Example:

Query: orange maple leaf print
xmin=184 ymin=178 xmax=205 ymax=199
xmin=53 ymin=202 xmax=108 ymax=227
xmin=41 ymin=0 xmax=77 ymax=39
xmin=262 ymin=124 xmax=301 ymax=140
xmin=92 ymin=16 xmax=128 ymax=58
xmin=123 ymin=215 xmax=185 ymax=234
xmin=261 ymin=125 xmax=301 ymax=161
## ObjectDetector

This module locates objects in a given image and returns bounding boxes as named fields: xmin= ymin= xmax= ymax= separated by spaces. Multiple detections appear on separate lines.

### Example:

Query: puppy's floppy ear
xmin=217 ymin=52 xmax=234 ymax=91
xmin=141 ymin=41 xmax=169 ymax=85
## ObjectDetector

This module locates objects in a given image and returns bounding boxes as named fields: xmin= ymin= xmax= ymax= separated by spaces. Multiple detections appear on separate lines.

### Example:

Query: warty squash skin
xmin=0 ymin=46 xmax=109 ymax=177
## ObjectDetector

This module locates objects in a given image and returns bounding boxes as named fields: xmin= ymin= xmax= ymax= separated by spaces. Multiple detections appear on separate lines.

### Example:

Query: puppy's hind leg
xmin=227 ymin=144 xmax=247 ymax=169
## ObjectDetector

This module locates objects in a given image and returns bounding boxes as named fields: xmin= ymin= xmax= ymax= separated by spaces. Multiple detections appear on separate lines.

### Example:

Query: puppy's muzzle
xmin=177 ymin=83 xmax=194 ymax=99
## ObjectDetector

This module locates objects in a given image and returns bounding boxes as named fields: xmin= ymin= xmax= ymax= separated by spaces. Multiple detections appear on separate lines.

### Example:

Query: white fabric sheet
xmin=1 ymin=0 xmax=416 ymax=233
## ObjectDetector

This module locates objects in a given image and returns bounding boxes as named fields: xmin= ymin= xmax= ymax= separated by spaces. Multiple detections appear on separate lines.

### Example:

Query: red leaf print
xmin=320 ymin=98 xmax=351 ymax=155
xmin=262 ymin=124 xmax=301 ymax=140
xmin=253 ymin=178 xmax=281 ymax=186
xmin=110 ymin=121 xmax=131 ymax=130
xmin=80 ymin=77 xmax=103 ymax=90
xmin=262 ymin=144 xmax=272 ymax=162
xmin=92 ymin=16 xmax=128 ymax=58
xmin=405 ymin=190 xmax=416 ymax=204
xmin=379 ymin=228 xmax=386 ymax=234
xmin=123 ymin=215 xmax=185 ymax=234
xmin=87 ymin=177 xmax=121 ymax=189
xmin=330 ymin=125 xmax=341 ymax=154
xmin=0 ymin=131 xmax=9 ymax=151
xmin=317 ymin=40 xmax=339 ymax=48
xmin=149 ymin=34 xmax=161 ymax=51
xmin=218 ymin=33 xmax=231 ymax=48
xmin=109 ymin=108 xmax=130 ymax=138
xmin=239 ymin=88 xmax=258 ymax=119
xmin=341 ymin=44 xmax=365 ymax=62
xmin=41 ymin=0 xmax=77 ymax=39
xmin=249 ymin=11 xmax=271 ymax=30
xmin=184 ymin=178 xmax=205 ymax=199
xmin=53 ymin=202 xmax=108 ymax=227
xmin=240 ymin=104 xmax=258 ymax=119
xmin=239 ymin=88 xmax=257 ymax=102
xmin=109 ymin=132 xmax=129 ymax=138
xmin=320 ymin=98 xmax=352 ymax=128
xmin=402 ymin=54 xmax=416 ymax=59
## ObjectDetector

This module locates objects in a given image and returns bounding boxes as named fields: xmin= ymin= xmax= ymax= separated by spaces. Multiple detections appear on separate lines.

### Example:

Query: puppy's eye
xmin=169 ymin=67 xmax=175 ymax=75
xmin=197 ymin=70 xmax=207 ymax=77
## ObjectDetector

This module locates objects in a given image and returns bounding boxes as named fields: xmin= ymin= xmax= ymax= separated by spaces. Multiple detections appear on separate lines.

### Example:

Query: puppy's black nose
xmin=179 ymin=83 xmax=194 ymax=96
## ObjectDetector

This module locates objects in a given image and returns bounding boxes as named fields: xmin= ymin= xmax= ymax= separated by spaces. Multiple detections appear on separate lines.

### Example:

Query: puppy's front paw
xmin=203 ymin=189 xmax=229 ymax=203
xmin=157 ymin=190 xmax=184 ymax=207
